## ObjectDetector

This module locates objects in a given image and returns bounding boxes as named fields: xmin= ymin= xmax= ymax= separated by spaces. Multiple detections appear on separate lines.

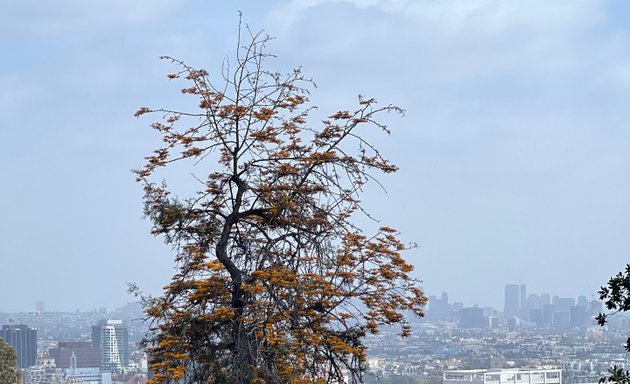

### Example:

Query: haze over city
xmin=2 ymin=0 xmax=630 ymax=312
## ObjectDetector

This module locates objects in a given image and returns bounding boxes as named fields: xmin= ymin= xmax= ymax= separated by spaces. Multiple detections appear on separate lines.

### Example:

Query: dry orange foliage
xmin=135 ymin=24 xmax=426 ymax=384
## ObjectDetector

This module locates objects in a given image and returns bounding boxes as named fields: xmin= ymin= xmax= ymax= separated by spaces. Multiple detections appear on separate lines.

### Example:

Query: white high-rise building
xmin=92 ymin=320 xmax=129 ymax=372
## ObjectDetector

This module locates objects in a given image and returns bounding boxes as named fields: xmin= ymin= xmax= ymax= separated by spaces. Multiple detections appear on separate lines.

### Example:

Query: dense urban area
xmin=1 ymin=283 xmax=627 ymax=384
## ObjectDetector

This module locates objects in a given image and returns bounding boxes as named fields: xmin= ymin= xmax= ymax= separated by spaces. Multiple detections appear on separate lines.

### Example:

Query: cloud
xmin=270 ymin=0 xmax=605 ymax=81
xmin=261 ymin=0 xmax=630 ymax=306
xmin=3 ymin=0 xmax=630 ymax=310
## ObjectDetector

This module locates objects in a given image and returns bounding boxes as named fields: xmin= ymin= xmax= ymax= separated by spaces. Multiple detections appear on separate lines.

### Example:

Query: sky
xmin=2 ymin=0 xmax=630 ymax=313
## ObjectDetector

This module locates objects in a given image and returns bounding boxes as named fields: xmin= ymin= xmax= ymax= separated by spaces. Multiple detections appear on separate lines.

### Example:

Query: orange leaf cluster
xmin=137 ymin=28 xmax=426 ymax=384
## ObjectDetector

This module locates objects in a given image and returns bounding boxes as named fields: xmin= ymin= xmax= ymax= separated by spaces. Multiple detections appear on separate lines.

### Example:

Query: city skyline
xmin=427 ymin=283 xmax=599 ymax=314
xmin=0 ymin=280 xmax=603 ymax=315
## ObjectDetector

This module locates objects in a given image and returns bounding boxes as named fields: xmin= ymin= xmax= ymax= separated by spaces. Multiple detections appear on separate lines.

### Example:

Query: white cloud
xmin=3 ymin=0 xmax=629 ymax=310
xmin=270 ymin=0 xmax=605 ymax=82
xmin=261 ymin=0 xmax=630 ymax=306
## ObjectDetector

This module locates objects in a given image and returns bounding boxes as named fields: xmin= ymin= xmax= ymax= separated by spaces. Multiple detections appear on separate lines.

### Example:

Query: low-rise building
xmin=443 ymin=368 xmax=562 ymax=384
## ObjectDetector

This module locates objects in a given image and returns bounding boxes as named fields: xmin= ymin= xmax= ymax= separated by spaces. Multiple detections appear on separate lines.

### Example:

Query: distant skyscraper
xmin=428 ymin=292 xmax=453 ymax=319
xmin=570 ymin=305 xmax=586 ymax=327
xmin=35 ymin=301 xmax=45 ymax=314
xmin=519 ymin=284 xmax=527 ymax=319
xmin=92 ymin=320 xmax=129 ymax=372
xmin=1 ymin=324 xmax=37 ymax=368
xmin=504 ymin=284 xmax=520 ymax=318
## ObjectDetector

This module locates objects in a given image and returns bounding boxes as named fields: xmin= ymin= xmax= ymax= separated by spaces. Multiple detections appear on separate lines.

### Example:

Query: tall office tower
xmin=1 ymin=324 xmax=37 ymax=368
xmin=428 ymin=292 xmax=453 ymax=319
xmin=504 ymin=284 xmax=520 ymax=318
xmin=92 ymin=320 xmax=129 ymax=372
xmin=519 ymin=284 xmax=527 ymax=319
xmin=35 ymin=301 xmax=45 ymax=314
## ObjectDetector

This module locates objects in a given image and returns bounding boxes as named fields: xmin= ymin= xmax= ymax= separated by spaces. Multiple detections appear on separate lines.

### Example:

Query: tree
xmin=0 ymin=338 xmax=20 ymax=384
xmin=597 ymin=264 xmax=630 ymax=384
xmin=135 ymin=25 xmax=427 ymax=384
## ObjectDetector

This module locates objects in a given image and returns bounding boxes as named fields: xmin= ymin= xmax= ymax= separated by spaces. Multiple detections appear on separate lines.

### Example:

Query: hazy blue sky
xmin=2 ymin=0 xmax=630 ymax=312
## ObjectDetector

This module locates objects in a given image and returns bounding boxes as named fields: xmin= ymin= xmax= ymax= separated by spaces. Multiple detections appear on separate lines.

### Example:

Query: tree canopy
xmin=0 ymin=338 xmax=20 ymax=384
xmin=597 ymin=264 xmax=630 ymax=384
xmin=135 ymin=26 xmax=426 ymax=384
